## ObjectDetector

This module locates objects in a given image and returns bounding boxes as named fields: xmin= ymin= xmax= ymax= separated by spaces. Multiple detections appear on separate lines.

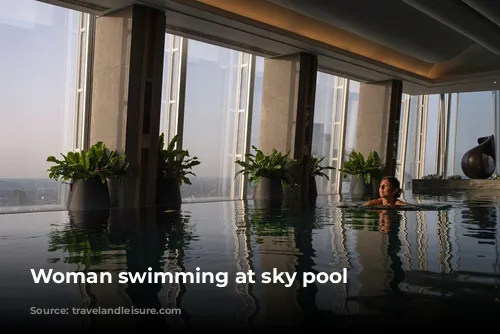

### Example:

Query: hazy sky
xmin=1 ymin=0 xmax=496 ymax=181
xmin=0 ymin=0 xmax=77 ymax=178
xmin=180 ymin=40 xmax=265 ymax=178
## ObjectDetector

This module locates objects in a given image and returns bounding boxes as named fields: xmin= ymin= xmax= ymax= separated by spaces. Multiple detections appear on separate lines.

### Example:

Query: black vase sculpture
xmin=461 ymin=135 xmax=496 ymax=179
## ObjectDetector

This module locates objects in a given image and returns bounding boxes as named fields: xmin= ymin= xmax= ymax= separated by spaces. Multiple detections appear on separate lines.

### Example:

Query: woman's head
xmin=379 ymin=176 xmax=402 ymax=199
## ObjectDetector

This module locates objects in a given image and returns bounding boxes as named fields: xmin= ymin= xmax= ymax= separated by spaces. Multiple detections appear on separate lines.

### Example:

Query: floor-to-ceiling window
xmin=312 ymin=72 xmax=336 ymax=194
xmin=402 ymin=95 xmax=419 ymax=187
xmin=395 ymin=94 xmax=410 ymax=186
xmin=0 ymin=0 xmax=84 ymax=213
xmin=246 ymin=56 xmax=264 ymax=198
xmin=341 ymin=81 xmax=360 ymax=194
xmin=424 ymin=95 xmax=440 ymax=176
xmin=452 ymin=91 xmax=495 ymax=177
xmin=182 ymin=40 xmax=240 ymax=201
xmin=248 ymin=57 xmax=265 ymax=152
xmin=446 ymin=93 xmax=458 ymax=177
xmin=159 ymin=37 xmax=256 ymax=202
xmin=399 ymin=90 xmax=497 ymax=182
xmin=343 ymin=81 xmax=360 ymax=157
xmin=311 ymin=72 xmax=360 ymax=195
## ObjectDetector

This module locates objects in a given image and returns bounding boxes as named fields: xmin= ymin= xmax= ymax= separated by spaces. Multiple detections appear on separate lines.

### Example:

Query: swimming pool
xmin=1 ymin=191 xmax=499 ymax=330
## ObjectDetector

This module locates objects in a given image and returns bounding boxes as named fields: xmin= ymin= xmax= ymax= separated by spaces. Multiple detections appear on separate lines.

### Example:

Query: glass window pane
xmin=344 ymin=80 xmax=359 ymax=155
xmin=342 ymin=80 xmax=360 ymax=194
xmin=446 ymin=93 xmax=457 ymax=176
xmin=239 ymin=65 xmax=249 ymax=109
xmin=159 ymin=34 xmax=172 ymax=136
xmin=403 ymin=95 xmax=418 ymax=186
xmin=452 ymin=91 xmax=495 ymax=178
xmin=312 ymin=72 xmax=335 ymax=195
xmin=247 ymin=57 xmax=264 ymax=198
xmin=181 ymin=40 xmax=241 ymax=202
xmin=0 ymin=0 xmax=80 ymax=212
xmin=249 ymin=57 xmax=264 ymax=151
xmin=424 ymin=95 xmax=440 ymax=176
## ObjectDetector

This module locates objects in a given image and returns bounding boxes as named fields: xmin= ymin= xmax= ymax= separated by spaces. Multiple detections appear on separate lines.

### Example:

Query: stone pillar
xmin=89 ymin=5 xmax=165 ymax=208
xmin=259 ymin=52 xmax=318 ymax=205
xmin=355 ymin=80 xmax=403 ymax=176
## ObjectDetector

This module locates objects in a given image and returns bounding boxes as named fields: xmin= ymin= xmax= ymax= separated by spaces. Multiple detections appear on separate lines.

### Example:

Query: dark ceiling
xmin=265 ymin=0 xmax=500 ymax=81
xmin=239 ymin=0 xmax=500 ymax=93
xmin=38 ymin=0 xmax=500 ymax=94
xmin=267 ymin=0 xmax=478 ymax=64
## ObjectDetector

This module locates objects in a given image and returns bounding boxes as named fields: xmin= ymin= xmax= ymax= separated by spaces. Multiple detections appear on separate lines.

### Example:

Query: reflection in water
xmin=47 ymin=208 xmax=196 ymax=330
xmin=378 ymin=210 xmax=405 ymax=293
xmin=1 ymin=192 xmax=500 ymax=330
xmin=461 ymin=200 xmax=497 ymax=241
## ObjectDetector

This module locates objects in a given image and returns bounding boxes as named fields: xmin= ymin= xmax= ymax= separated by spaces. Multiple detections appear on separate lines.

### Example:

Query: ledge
xmin=412 ymin=179 xmax=500 ymax=193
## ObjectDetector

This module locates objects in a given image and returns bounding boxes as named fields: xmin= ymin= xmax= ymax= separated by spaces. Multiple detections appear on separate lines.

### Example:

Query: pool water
xmin=0 ymin=192 xmax=499 ymax=330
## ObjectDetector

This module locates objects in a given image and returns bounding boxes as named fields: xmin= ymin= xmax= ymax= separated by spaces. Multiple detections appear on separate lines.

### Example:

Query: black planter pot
xmin=67 ymin=177 xmax=111 ymax=211
xmin=253 ymin=177 xmax=283 ymax=209
xmin=156 ymin=177 xmax=182 ymax=210
xmin=107 ymin=178 xmax=120 ymax=207
xmin=349 ymin=176 xmax=370 ymax=198
xmin=309 ymin=176 xmax=318 ymax=203
xmin=68 ymin=209 xmax=110 ymax=232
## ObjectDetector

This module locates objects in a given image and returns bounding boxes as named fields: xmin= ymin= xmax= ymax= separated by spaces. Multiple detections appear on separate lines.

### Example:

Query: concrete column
xmin=355 ymin=80 xmax=403 ymax=176
xmin=259 ymin=52 xmax=318 ymax=205
xmin=89 ymin=5 xmax=165 ymax=208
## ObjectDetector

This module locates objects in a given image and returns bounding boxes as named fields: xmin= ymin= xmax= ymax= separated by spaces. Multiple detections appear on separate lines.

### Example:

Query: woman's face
xmin=379 ymin=179 xmax=397 ymax=199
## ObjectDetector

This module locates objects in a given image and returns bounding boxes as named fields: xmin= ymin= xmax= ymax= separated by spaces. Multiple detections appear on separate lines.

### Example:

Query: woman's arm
xmin=395 ymin=200 xmax=411 ymax=206
xmin=362 ymin=198 xmax=382 ymax=207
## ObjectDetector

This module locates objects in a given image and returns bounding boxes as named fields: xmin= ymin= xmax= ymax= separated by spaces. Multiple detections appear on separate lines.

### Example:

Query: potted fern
xmin=46 ymin=142 xmax=129 ymax=211
xmin=336 ymin=150 xmax=384 ymax=197
xmin=157 ymin=133 xmax=200 ymax=209
xmin=106 ymin=153 xmax=131 ymax=207
xmin=235 ymin=146 xmax=298 ymax=206
xmin=310 ymin=156 xmax=335 ymax=202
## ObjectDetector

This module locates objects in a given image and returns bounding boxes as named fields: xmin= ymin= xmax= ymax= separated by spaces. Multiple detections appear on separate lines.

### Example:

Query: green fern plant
xmin=235 ymin=146 xmax=299 ymax=186
xmin=46 ymin=142 xmax=129 ymax=184
xmin=158 ymin=133 xmax=201 ymax=185
xmin=311 ymin=156 xmax=335 ymax=180
xmin=335 ymin=150 xmax=384 ymax=185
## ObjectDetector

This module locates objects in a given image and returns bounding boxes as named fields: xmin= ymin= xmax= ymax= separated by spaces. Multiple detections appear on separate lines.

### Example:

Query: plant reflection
xmin=47 ymin=207 xmax=197 ymax=329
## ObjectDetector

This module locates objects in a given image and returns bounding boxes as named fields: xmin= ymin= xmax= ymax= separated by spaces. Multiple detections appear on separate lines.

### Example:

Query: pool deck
xmin=412 ymin=179 xmax=500 ymax=193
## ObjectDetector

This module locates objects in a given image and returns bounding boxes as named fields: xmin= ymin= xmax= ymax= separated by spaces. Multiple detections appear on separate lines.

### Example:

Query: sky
xmin=0 ymin=0 xmax=77 ymax=178
xmin=0 ymin=0 xmax=496 ymax=180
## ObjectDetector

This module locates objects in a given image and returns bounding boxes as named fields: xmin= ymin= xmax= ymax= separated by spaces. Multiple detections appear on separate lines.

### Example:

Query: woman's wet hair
xmin=381 ymin=176 xmax=402 ymax=198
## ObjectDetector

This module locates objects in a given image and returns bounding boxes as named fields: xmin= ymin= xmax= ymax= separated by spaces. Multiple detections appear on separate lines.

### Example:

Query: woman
xmin=362 ymin=176 xmax=410 ymax=207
